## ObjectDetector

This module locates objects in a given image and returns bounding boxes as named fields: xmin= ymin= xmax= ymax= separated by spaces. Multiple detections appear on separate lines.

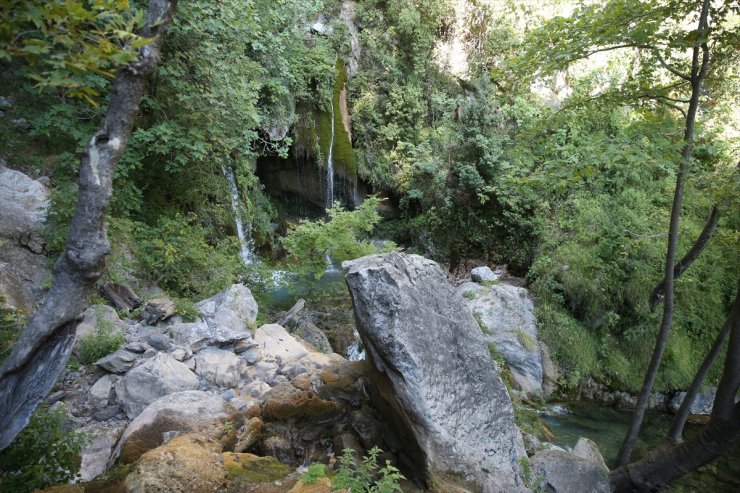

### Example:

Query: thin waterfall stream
xmin=325 ymin=92 xmax=335 ymax=210
xmin=222 ymin=163 xmax=255 ymax=266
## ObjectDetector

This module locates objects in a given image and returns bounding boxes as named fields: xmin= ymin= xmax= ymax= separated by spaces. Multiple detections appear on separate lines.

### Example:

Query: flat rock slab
xmin=344 ymin=252 xmax=527 ymax=492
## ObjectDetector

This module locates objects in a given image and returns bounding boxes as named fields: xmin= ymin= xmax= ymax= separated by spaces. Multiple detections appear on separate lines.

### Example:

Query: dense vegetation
xmin=1 ymin=0 xmax=738 ymax=398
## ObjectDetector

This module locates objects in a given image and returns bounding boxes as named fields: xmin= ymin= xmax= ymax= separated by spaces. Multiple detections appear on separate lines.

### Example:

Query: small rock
xmin=221 ymin=389 xmax=236 ymax=401
xmin=11 ymin=117 xmax=30 ymax=130
xmin=0 ymin=96 xmax=12 ymax=108
xmin=170 ymin=346 xmax=191 ymax=361
xmin=668 ymin=387 xmax=716 ymax=416
xmin=147 ymin=333 xmax=170 ymax=351
xmin=234 ymin=338 xmax=257 ymax=354
xmin=89 ymin=374 xmax=116 ymax=406
xmin=194 ymin=347 xmax=244 ymax=388
xmin=234 ymin=417 xmax=263 ymax=453
xmin=95 ymin=349 xmax=138 ymax=374
xmin=78 ymin=425 xmax=125 ymax=481
xmin=262 ymin=435 xmax=294 ymax=464
xmin=471 ymin=266 xmax=499 ymax=283
xmin=530 ymin=449 xmax=610 ymax=493
xmin=573 ymin=437 xmax=608 ymax=473
xmin=241 ymin=347 xmax=262 ymax=365
xmin=141 ymin=297 xmax=176 ymax=325
xmin=126 ymin=341 xmax=149 ymax=353
xmin=195 ymin=283 xmax=258 ymax=332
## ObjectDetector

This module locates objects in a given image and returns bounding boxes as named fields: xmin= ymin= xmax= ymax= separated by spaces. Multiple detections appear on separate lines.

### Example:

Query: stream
xmin=541 ymin=402 xmax=739 ymax=492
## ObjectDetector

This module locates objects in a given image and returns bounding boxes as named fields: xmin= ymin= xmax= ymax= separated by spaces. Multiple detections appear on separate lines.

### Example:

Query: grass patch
xmin=514 ymin=328 xmax=537 ymax=352
xmin=78 ymin=309 xmax=124 ymax=364
xmin=473 ymin=312 xmax=492 ymax=335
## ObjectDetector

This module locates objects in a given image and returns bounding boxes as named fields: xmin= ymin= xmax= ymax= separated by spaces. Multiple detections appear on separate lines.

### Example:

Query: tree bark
xmin=649 ymin=205 xmax=720 ymax=310
xmin=610 ymin=402 xmax=740 ymax=492
xmin=712 ymin=295 xmax=740 ymax=421
xmin=668 ymin=285 xmax=739 ymax=443
xmin=616 ymin=0 xmax=711 ymax=466
xmin=0 ymin=0 xmax=177 ymax=451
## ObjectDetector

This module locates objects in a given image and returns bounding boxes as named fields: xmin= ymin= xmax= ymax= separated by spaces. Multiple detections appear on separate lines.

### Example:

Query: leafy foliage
xmin=0 ymin=404 xmax=89 ymax=492
xmin=78 ymin=310 xmax=124 ymax=364
xmin=332 ymin=447 xmax=405 ymax=493
xmin=0 ymin=297 xmax=26 ymax=365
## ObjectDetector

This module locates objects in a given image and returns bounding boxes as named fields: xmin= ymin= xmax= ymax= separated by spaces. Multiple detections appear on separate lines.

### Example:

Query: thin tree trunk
xmin=668 ymin=286 xmax=738 ymax=442
xmin=712 ymin=297 xmax=740 ymax=421
xmin=0 ymin=0 xmax=178 ymax=451
xmin=649 ymin=205 xmax=720 ymax=310
xmin=616 ymin=0 xmax=711 ymax=466
xmin=610 ymin=401 xmax=740 ymax=492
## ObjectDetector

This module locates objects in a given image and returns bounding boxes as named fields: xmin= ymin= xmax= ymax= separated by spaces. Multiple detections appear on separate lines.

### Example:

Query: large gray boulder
xmin=344 ymin=252 xmax=527 ymax=492
xmin=0 ymin=164 xmax=49 ymax=253
xmin=194 ymin=347 xmax=244 ymax=388
xmin=530 ymin=449 xmax=610 ymax=493
xmin=78 ymin=425 xmax=125 ymax=481
xmin=112 ymin=390 xmax=240 ymax=464
xmin=169 ymin=320 xmax=255 ymax=353
xmin=195 ymin=283 xmax=258 ymax=333
xmin=668 ymin=387 xmax=716 ymax=417
xmin=457 ymin=281 xmax=545 ymax=397
xmin=115 ymin=353 xmax=199 ymax=419
xmin=0 ymin=163 xmax=50 ymax=310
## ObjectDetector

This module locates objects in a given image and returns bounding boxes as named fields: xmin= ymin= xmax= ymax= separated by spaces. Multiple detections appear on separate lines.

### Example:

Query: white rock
xmin=194 ymin=347 xmax=243 ymax=388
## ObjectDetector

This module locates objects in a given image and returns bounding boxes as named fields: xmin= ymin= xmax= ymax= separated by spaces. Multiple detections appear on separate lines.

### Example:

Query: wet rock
xmin=261 ymin=383 xmax=342 ymax=422
xmin=196 ymin=283 xmax=258 ymax=333
xmin=124 ymin=434 xmax=227 ymax=493
xmin=115 ymin=353 xmax=199 ymax=419
xmin=344 ymin=252 xmax=527 ymax=492
xmin=114 ymin=390 xmax=240 ymax=464
xmin=668 ymin=387 xmax=717 ymax=417
xmin=530 ymin=449 xmax=610 ymax=493
xmin=457 ymin=281 xmax=545 ymax=398
xmin=195 ymin=347 xmax=244 ymax=388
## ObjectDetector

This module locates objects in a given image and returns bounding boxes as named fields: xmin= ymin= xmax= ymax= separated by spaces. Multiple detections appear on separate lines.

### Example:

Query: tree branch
xmin=650 ymin=205 xmax=720 ymax=310
xmin=0 ymin=0 xmax=178 ymax=451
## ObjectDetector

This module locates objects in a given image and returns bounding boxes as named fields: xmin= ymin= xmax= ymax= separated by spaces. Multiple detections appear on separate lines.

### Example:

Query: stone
xmin=255 ymin=324 xmax=310 ymax=362
xmin=125 ymin=341 xmax=149 ymax=353
xmin=124 ymin=434 xmax=227 ymax=493
xmin=234 ymin=338 xmax=258 ymax=354
xmin=147 ymin=333 xmax=170 ymax=351
xmin=241 ymin=380 xmax=272 ymax=399
xmin=456 ymin=281 xmax=545 ymax=398
xmin=471 ymin=265 xmax=498 ymax=283
xmin=242 ymin=347 xmax=263 ymax=364
xmin=349 ymin=406 xmax=383 ymax=450
xmin=668 ymin=387 xmax=717 ymax=416
xmin=344 ymin=252 xmax=527 ymax=492
xmin=114 ymin=390 xmax=240 ymax=464
xmin=530 ymin=449 xmax=611 ymax=493
xmin=262 ymin=435 xmax=294 ymax=464
xmin=261 ymin=383 xmax=342 ymax=422
xmin=194 ymin=347 xmax=244 ymax=388
xmin=74 ymin=305 xmax=126 ymax=358
xmin=170 ymin=320 xmax=255 ymax=353
xmin=115 ymin=353 xmax=199 ymax=419
xmin=288 ymin=477 xmax=335 ymax=493
xmin=572 ymin=437 xmax=608 ymax=473
xmin=141 ymin=297 xmax=177 ymax=325
xmin=0 ymin=164 xmax=49 ymax=253
xmin=89 ymin=374 xmax=116 ymax=406
xmin=170 ymin=346 xmax=191 ymax=361
xmin=94 ymin=349 xmax=138 ymax=374
xmin=235 ymin=417 xmax=263 ymax=453
xmin=78 ymin=425 xmax=124 ymax=481
xmin=196 ymin=283 xmax=258 ymax=333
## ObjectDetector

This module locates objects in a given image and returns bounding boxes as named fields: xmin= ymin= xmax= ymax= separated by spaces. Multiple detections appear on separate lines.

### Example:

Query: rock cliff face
xmin=344 ymin=252 xmax=527 ymax=492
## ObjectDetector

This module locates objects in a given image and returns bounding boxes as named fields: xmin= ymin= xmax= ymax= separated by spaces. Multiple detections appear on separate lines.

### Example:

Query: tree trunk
xmin=712 ymin=296 xmax=740 ymax=421
xmin=668 ymin=285 xmax=738 ymax=442
xmin=610 ymin=402 xmax=740 ymax=492
xmin=649 ymin=205 xmax=720 ymax=310
xmin=616 ymin=0 xmax=711 ymax=466
xmin=0 ymin=0 xmax=178 ymax=451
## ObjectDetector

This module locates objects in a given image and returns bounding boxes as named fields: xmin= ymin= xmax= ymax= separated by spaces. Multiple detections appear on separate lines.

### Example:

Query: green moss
xmin=223 ymin=453 xmax=291 ymax=483
xmin=473 ymin=312 xmax=492 ymax=335
xmin=317 ymin=58 xmax=356 ymax=177
xmin=514 ymin=328 xmax=537 ymax=352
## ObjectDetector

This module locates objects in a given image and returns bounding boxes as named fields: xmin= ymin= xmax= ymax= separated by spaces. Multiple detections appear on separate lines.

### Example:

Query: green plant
xmin=174 ymin=297 xmax=200 ymax=323
xmin=332 ymin=447 xmax=405 ymax=493
xmin=0 ymin=404 xmax=90 ymax=493
xmin=462 ymin=290 xmax=477 ymax=300
xmin=78 ymin=311 xmax=124 ymax=364
xmin=518 ymin=456 xmax=544 ymax=493
xmin=0 ymin=297 xmax=26 ymax=365
xmin=514 ymin=328 xmax=537 ymax=352
xmin=473 ymin=312 xmax=492 ymax=335
xmin=300 ymin=463 xmax=327 ymax=484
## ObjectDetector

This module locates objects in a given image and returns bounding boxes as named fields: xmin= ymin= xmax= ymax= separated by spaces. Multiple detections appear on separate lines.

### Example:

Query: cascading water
xmin=222 ymin=164 xmax=255 ymax=266
xmin=325 ymin=93 xmax=335 ymax=210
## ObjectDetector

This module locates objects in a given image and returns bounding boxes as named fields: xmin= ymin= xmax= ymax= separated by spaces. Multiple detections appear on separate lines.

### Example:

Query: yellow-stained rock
xmin=124 ymin=433 xmax=227 ymax=493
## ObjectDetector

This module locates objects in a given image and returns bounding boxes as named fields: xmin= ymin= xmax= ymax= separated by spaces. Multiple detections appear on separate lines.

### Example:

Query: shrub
xmin=0 ymin=297 xmax=26 ymax=365
xmin=333 ymin=447 xmax=405 ymax=493
xmin=0 ymin=404 xmax=89 ymax=493
xmin=78 ymin=311 xmax=124 ymax=364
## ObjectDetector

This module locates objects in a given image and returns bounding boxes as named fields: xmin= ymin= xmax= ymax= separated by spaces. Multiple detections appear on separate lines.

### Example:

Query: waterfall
xmin=325 ymin=95 xmax=335 ymax=210
xmin=222 ymin=164 xmax=255 ymax=266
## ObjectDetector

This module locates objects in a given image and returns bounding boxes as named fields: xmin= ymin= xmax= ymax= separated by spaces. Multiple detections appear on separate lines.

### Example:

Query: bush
xmin=0 ymin=404 xmax=89 ymax=493
xmin=78 ymin=311 xmax=124 ymax=364
xmin=0 ymin=297 xmax=26 ymax=365
xmin=332 ymin=447 xmax=405 ymax=493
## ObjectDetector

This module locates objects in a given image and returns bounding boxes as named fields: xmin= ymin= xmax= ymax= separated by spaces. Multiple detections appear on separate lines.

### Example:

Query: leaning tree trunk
xmin=615 ymin=0 xmax=711 ymax=466
xmin=668 ymin=285 xmax=738 ymax=442
xmin=0 ymin=0 xmax=177 ymax=451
